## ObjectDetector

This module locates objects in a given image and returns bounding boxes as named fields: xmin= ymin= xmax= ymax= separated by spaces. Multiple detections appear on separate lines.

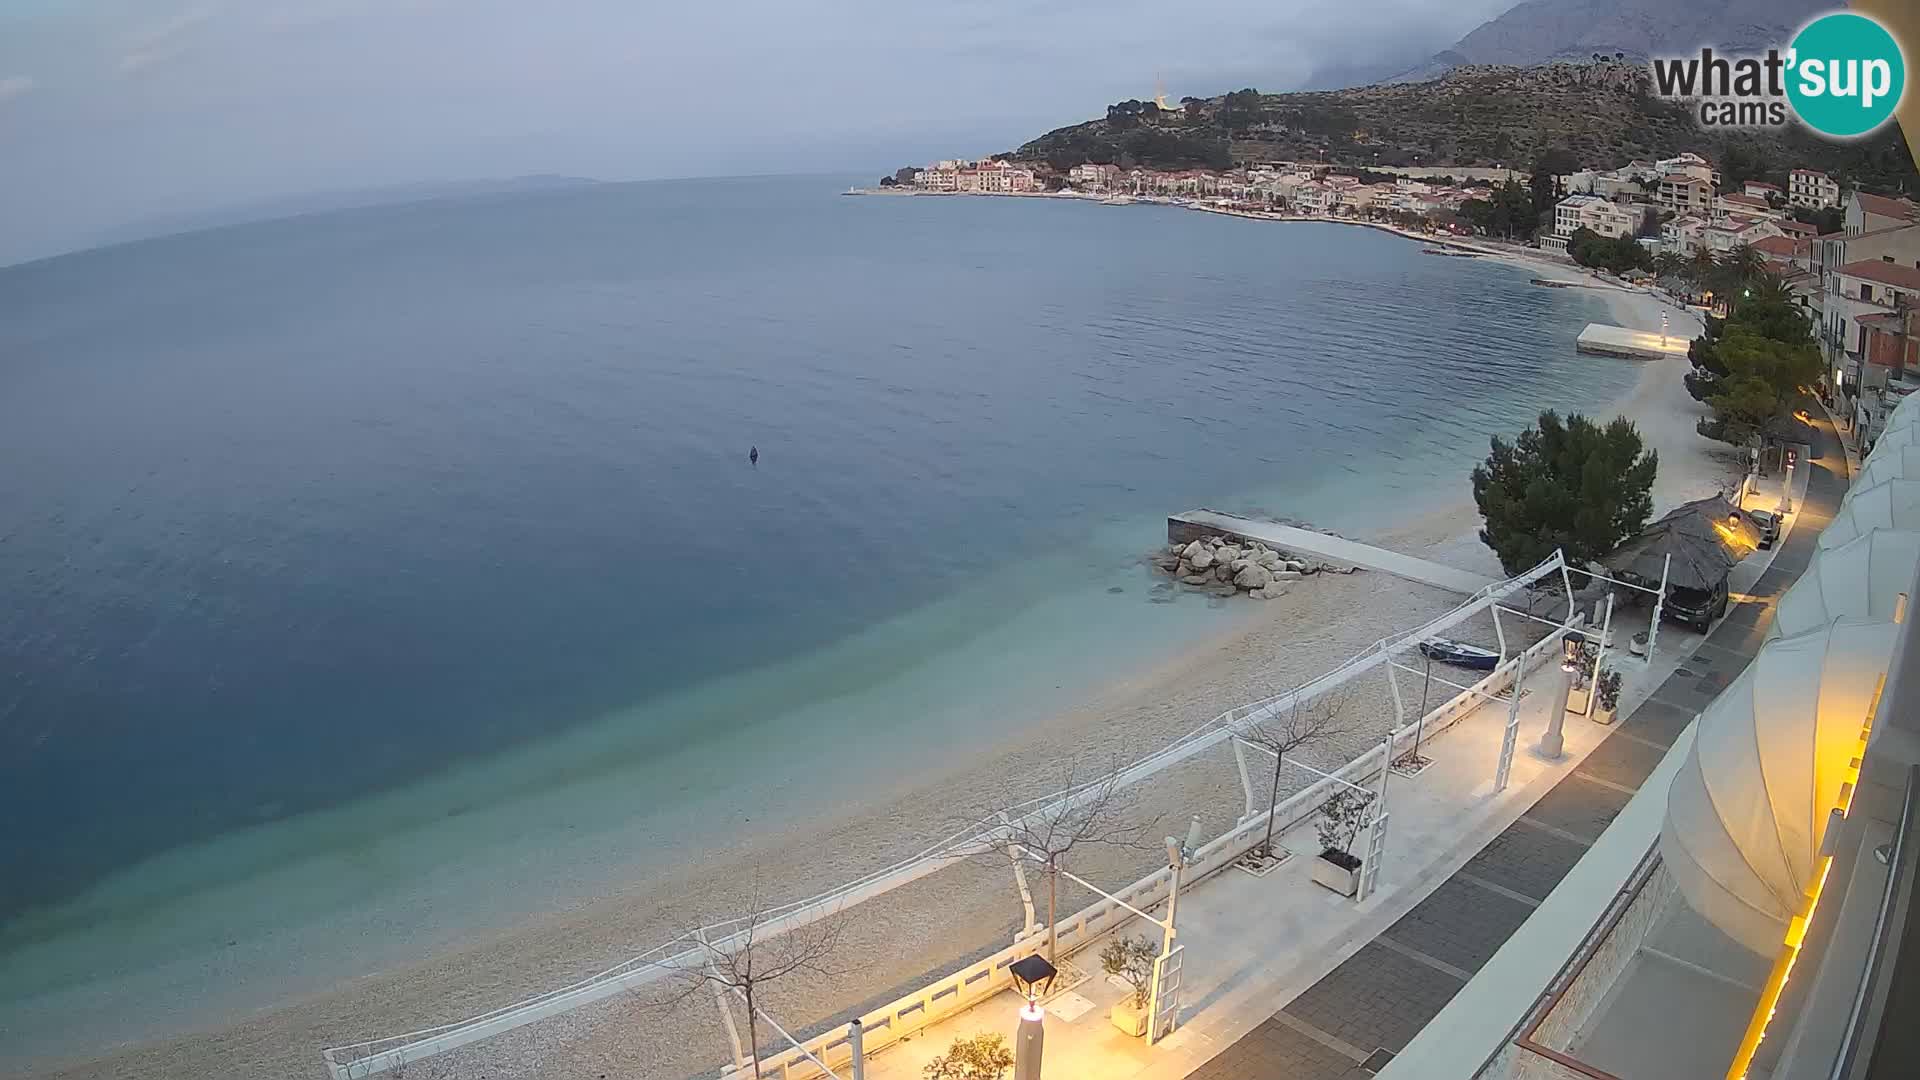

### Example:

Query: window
xmin=1862 ymin=283 xmax=1874 ymax=301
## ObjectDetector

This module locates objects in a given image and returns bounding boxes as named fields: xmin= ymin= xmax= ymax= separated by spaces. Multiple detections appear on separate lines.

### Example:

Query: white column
xmin=1537 ymin=658 xmax=1573 ymax=760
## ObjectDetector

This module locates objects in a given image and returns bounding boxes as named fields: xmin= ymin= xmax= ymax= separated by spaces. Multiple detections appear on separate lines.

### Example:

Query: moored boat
xmin=1418 ymin=638 xmax=1500 ymax=670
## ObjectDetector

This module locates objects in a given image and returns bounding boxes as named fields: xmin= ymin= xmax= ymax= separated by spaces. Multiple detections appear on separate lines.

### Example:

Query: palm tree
xmin=1688 ymin=246 xmax=1718 ymax=291
xmin=1652 ymin=251 xmax=1684 ymax=280
xmin=1722 ymin=243 xmax=1768 ymax=287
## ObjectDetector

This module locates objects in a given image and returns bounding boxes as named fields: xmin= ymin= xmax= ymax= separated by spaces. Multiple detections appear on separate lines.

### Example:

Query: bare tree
xmin=968 ymin=759 xmax=1159 ymax=966
xmin=650 ymin=888 xmax=846 ymax=1080
xmin=1234 ymin=683 xmax=1357 ymax=862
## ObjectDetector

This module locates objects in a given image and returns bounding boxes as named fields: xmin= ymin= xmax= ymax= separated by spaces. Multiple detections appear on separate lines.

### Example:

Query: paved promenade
xmin=1188 ymin=413 xmax=1846 ymax=1079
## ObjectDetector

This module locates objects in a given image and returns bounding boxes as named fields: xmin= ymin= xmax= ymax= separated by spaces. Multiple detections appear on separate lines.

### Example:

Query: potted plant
xmin=1594 ymin=668 xmax=1622 ymax=724
xmin=1100 ymin=935 xmax=1158 ymax=1037
xmin=1310 ymin=789 xmax=1375 ymax=897
xmin=924 ymin=1033 xmax=1015 ymax=1080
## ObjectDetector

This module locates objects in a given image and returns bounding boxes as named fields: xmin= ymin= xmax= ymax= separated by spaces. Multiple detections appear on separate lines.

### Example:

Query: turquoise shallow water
xmin=0 ymin=177 xmax=1631 ymax=1048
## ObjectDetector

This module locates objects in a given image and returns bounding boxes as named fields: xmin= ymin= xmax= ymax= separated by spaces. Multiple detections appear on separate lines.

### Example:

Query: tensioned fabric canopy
xmin=1877 ymin=392 xmax=1920 ymax=433
xmin=1865 ymin=422 xmax=1920 ymax=460
xmin=1770 ymin=530 xmax=1920 ymax=638
xmin=1661 ymin=618 xmax=1897 ymax=955
xmin=1818 ymin=478 xmax=1920 ymax=551
xmin=1850 ymin=445 xmax=1920 ymax=491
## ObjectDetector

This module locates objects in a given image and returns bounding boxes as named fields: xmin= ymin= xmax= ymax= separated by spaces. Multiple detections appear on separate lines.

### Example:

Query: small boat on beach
xmin=1418 ymin=638 xmax=1500 ymax=671
xmin=1100 ymin=195 xmax=1135 ymax=205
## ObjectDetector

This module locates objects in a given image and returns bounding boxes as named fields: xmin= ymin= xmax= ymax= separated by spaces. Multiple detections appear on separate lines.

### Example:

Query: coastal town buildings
xmin=1542 ymin=193 xmax=1641 ymax=251
xmin=1066 ymin=163 xmax=1120 ymax=190
xmin=1816 ymin=192 xmax=1920 ymax=433
xmin=910 ymin=159 xmax=1036 ymax=194
xmin=1657 ymin=174 xmax=1715 ymax=215
xmin=1789 ymin=167 xmax=1841 ymax=209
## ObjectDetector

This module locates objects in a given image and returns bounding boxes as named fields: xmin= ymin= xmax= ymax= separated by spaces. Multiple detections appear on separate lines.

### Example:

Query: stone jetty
xmin=1151 ymin=534 xmax=1345 ymax=600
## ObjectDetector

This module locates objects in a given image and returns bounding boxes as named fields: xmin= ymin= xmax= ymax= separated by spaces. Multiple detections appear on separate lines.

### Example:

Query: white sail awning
xmin=1851 ymin=446 xmax=1920 ymax=492
xmin=1660 ymin=619 xmax=1895 ymax=955
xmin=1818 ymin=478 xmax=1920 ymax=551
xmin=1771 ymin=530 xmax=1920 ymax=639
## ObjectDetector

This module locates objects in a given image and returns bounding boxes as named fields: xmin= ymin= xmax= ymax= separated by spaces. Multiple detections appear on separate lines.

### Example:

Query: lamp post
xmin=1009 ymin=955 xmax=1057 ymax=1080
xmin=1661 ymin=310 xmax=1669 ymax=349
xmin=1539 ymin=630 xmax=1584 ymax=760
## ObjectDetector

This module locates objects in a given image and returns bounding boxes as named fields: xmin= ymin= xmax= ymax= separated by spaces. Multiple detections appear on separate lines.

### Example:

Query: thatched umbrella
xmin=1608 ymin=494 xmax=1757 ymax=592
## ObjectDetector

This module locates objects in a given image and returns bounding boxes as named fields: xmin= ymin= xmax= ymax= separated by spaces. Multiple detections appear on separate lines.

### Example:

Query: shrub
xmin=925 ymin=1033 xmax=1015 ymax=1080
xmin=1100 ymin=935 xmax=1159 ymax=1008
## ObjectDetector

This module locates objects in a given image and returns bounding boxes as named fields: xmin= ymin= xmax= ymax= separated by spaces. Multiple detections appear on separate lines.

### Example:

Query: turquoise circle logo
xmin=1786 ymin=13 xmax=1906 ymax=138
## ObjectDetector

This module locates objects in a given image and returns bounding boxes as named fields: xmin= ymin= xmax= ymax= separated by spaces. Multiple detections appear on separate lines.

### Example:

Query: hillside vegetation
xmin=1009 ymin=62 xmax=1917 ymax=192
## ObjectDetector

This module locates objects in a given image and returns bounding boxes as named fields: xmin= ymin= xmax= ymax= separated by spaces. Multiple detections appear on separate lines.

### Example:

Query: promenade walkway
xmin=1188 ymin=411 xmax=1846 ymax=1080
xmin=1170 ymin=511 xmax=1501 ymax=595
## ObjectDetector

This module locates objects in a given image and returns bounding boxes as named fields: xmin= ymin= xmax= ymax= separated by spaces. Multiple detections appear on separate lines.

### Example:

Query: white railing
xmin=322 ymin=551 xmax=1571 ymax=1079
xmin=736 ymin=613 xmax=1577 ymax=1080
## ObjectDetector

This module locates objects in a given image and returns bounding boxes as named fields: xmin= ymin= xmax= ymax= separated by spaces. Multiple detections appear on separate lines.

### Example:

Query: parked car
xmin=1665 ymin=578 xmax=1730 ymax=632
xmin=1748 ymin=509 xmax=1780 ymax=550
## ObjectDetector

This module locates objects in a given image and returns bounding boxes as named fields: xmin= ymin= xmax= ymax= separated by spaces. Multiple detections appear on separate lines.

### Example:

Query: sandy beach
xmin=6 ymin=221 xmax=1741 ymax=1080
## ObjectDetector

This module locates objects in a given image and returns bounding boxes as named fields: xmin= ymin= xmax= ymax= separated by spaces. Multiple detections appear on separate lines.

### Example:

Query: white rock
xmin=1181 ymin=540 xmax=1207 ymax=561
xmin=1273 ymin=570 xmax=1303 ymax=580
xmin=1284 ymin=560 xmax=1309 ymax=573
xmin=1181 ymin=574 xmax=1211 ymax=586
xmin=1234 ymin=564 xmax=1273 ymax=589
xmin=1256 ymin=549 xmax=1280 ymax=568
xmin=1187 ymin=546 xmax=1215 ymax=570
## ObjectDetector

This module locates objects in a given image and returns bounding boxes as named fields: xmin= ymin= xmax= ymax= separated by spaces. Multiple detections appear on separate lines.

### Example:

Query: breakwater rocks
xmin=1151 ymin=536 xmax=1351 ymax=599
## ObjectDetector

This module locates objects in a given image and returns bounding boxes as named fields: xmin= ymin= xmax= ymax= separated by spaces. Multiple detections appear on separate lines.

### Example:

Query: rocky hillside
xmin=1388 ymin=0 xmax=1824 ymax=83
xmin=1007 ymin=62 xmax=1917 ymax=193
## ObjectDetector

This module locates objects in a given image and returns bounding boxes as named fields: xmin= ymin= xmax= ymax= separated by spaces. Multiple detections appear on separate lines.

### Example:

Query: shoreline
xmin=3 ymin=206 xmax=1737 ymax=1080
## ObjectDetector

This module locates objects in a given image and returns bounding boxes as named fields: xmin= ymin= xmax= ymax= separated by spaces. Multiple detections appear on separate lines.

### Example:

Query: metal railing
xmin=321 ymin=551 xmax=1572 ymax=1078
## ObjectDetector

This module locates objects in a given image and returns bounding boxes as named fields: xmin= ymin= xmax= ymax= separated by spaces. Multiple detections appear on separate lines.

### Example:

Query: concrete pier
xmin=1168 ymin=509 xmax=1501 ymax=595
xmin=1576 ymin=322 xmax=1688 ymax=361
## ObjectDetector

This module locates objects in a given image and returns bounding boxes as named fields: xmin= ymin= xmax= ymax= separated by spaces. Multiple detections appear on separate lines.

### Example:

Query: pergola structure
xmin=321 ymin=550 xmax=1584 ymax=1080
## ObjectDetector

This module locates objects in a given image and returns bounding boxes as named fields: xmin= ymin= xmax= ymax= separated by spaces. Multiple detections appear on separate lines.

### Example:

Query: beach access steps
xmin=1169 ymin=509 xmax=1500 ymax=595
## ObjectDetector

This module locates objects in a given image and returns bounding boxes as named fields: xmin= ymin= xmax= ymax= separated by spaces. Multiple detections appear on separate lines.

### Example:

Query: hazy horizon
xmin=0 ymin=0 xmax=1517 ymax=265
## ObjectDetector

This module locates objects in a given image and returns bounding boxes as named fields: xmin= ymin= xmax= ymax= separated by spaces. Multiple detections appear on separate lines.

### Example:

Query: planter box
xmin=1594 ymin=704 xmax=1617 ymax=725
xmin=1311 ymin=851 xmax=1361 ymax=897
xmin=1567 ymin=685 xmax=1592 ymax=713
xmin=1110 ymin=998 xmax=1149 ymax=1037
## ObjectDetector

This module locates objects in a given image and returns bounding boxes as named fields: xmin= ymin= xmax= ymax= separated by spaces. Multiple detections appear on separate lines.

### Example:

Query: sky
xmin=0 ymin=0 xmax=1516 ymax=265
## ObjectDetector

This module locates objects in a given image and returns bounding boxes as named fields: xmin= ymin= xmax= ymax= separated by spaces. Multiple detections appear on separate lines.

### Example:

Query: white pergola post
xmin=999 ymin=812 xmax=1038 ymax=938
xmin=1495 ymin=658 xmax=1524 ymax=793
xmin=1386 ymin=662 xmax=1407 ymax=737
xmin=697 ymin=932 xmax=747 ymax=1072
xmin=1585 ymin=593 xmax=1616 ymax=718
xmin=1231 ymin=739 xmax=1257 ymax=822
xmin=1357 ymin=737 xmax=1393 ymax=902
xmin=1646 ymin=553 xmax=1672 ymax=659
xmin=1491 ymin=605 xmax=1508 ymax=662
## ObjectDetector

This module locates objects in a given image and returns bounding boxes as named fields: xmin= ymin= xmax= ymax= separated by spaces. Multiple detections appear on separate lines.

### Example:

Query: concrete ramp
xmin=1169 ymin=510 xmax=1501 ymax=595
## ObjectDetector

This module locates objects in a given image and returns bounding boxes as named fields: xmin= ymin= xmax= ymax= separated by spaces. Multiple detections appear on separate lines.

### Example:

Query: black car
xmin=1748 ymin=509 xmax=1780 ymax=550
xmin=1665 ymin=578 xmax=1730 ymax=632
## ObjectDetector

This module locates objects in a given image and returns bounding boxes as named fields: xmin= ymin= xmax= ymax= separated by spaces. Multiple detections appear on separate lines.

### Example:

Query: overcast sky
xmin=0 ymin=0 xmax=1514 ymax=264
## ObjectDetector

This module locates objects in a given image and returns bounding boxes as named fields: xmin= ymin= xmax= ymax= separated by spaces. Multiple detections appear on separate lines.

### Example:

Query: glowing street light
xmin=1540 ymin=630 xmax=1585 ymax=759
xmin=1009 ymin=954 xmax=1057 ymax=1080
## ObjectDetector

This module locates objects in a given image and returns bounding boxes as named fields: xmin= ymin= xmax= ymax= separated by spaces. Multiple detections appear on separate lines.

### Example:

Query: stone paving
xmin=1188 ymin=411 xmax=1848 ymax=1079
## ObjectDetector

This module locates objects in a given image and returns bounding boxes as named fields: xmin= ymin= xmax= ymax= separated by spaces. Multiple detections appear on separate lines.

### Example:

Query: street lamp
xmin=1540 ymin=630 xmax=1585 ymax=759
xmin=1009 ymin=954 xmax=1057 ymax=1080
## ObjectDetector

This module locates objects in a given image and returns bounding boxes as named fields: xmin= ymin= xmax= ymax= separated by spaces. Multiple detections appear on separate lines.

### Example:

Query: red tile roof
xmin=1751 ymin=235 xmax=1804 ymax=258
xmin=1857 ymin=192 xmax=1919 ymax=222
xmin=1720 ymin=193 xmax=1772 ymax=209
xmin=1745 ymin=182 xmax=1783 ymax=192
xmin=1776 ymin=220 xmax=1818 ymax=236
xmin=1839 ymin=259 xmax=1920 ymax=290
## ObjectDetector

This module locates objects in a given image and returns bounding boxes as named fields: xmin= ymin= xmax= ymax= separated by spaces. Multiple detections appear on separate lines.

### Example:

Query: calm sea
xmin=0 ymin=175 xmax=1631 ymax=1043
